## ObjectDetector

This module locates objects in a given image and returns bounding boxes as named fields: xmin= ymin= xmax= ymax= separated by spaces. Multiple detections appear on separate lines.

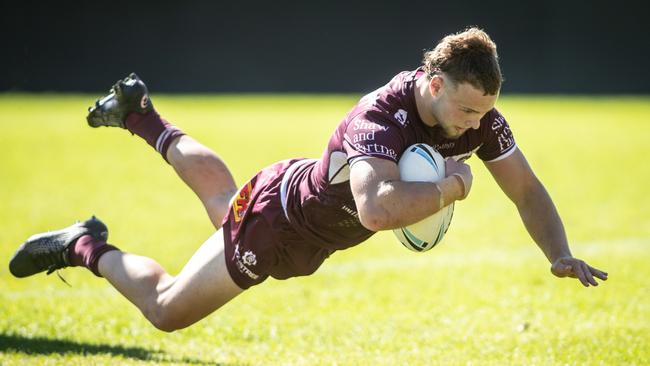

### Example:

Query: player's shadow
xmin=0 ymin=333 xmax=237 ymax=365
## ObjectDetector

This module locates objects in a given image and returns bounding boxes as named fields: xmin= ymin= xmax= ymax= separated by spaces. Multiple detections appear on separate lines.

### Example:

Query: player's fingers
xmin=582 ymin=262 xmax=599 ymax=286
xmin=573 ymin=262 xmax=590 ymax=287
xmin=589 ymin=265 xmax=608 ymax=281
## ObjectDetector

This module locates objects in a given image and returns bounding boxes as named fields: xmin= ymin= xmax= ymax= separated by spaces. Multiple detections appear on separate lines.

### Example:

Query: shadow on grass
xmin=0 ymin=333 xmax=239 ymax=365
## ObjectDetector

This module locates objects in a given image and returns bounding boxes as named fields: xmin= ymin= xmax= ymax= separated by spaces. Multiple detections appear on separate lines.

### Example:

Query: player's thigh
xmin=160 ymin=229 xmax=243 ymax=326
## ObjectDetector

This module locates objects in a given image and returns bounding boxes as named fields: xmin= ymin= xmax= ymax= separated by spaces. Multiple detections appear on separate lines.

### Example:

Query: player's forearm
xmin=359 ymin=176 xmax=463 ymax=231
xmin=516 ymin=182 xmax=572 ymax=263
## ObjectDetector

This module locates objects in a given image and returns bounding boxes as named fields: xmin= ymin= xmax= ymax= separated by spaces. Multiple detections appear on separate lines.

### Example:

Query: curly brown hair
xmin=422 ymin=27 xmax=503 ymax=95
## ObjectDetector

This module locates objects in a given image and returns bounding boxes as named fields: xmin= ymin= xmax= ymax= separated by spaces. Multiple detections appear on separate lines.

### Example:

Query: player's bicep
xmin=349 ymin=157 xmax=400 ymax=216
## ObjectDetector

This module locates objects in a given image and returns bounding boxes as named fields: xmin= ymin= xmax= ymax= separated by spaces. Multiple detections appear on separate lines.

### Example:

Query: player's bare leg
xmin=84 ymin=73 xmax=243 ymax=329
xmin=97 ymin=229 xmax=242 ymax=332
xmin=166 ymin=135 xmax=237 ymax=228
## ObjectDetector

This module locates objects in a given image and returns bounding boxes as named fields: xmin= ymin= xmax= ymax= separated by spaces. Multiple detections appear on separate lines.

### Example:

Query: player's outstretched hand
xmin=551 ymin=256 xmax=608 ymax=287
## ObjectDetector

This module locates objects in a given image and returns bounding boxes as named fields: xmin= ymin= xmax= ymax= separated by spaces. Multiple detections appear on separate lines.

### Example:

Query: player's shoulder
xmin=475 ymin=106 xmax=516 ymax=161
xmin=479 ymin=107 xmax=510 ymax=132
xmin=385 ymin=69 xmax=420 ymax=97
xmin=481 ymin=107 xmax=506 ymax=122
xmin=349 ymin=69 xmax=419 ymax=128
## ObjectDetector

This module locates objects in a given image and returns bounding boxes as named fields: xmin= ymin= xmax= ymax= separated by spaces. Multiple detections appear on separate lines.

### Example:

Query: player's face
xmin=431 ymin=78 xmax=498 ymax=139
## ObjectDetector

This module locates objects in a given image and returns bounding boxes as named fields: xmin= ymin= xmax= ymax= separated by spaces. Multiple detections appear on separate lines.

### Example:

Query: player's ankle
xmin=125 ymin=109 xmax=158 ymax=130
xmin=68 ymin=235 xmax=120 ymax=277
xmin=124 ymin=111 xmax=186 ymax=163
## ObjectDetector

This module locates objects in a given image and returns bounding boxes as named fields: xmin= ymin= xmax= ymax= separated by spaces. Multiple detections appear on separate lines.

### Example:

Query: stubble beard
xmin=439 ymin=123 xmax=463 ymax=140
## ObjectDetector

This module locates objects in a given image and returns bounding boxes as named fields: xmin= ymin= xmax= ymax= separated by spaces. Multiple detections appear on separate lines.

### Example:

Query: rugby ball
xmin=393 ymin=143 xmax=454 ymax=252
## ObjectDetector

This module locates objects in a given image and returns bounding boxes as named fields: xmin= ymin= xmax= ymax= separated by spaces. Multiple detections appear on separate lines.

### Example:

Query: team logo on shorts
xmin=242 ymin=251 xmax=257 ymax=266
xmin=232 ymin=182 xmax=253 ymax=222
xmin=233 ymin=245 xmax=259 ymax=280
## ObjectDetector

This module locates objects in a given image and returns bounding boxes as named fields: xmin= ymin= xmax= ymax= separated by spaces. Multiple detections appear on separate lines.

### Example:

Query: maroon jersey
xmin=281 ymin=69 xmax=516 ymax=251
xmin=223 ymin=69 xmax=518 ymax=288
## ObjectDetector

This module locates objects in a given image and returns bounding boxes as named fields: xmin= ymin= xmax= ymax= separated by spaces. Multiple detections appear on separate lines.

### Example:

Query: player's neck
xmin=414 ymin=76 xmax=440 ymax=128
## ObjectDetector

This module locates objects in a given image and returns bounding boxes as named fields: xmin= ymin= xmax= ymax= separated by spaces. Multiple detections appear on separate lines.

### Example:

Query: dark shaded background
xmin=2 ymin=0 xmax=648 ymax=93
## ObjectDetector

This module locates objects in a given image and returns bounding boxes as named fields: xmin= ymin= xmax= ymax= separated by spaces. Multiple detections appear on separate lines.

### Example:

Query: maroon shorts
xmin=222 ymin=159 xmax=333 ymax=289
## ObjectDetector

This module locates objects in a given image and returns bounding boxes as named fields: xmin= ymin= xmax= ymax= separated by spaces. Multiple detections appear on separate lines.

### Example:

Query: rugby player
xmin=9 ymin=27 xmax=607 ymax=332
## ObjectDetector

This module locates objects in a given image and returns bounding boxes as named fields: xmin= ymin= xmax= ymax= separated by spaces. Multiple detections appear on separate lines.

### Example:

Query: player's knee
xmin=141 ymin=284 xmax=187 ymax=332
xmin=150 ymin=318 xmax=180 ymax=333
xmin=146 ymin=305 xmax=186 ymax=333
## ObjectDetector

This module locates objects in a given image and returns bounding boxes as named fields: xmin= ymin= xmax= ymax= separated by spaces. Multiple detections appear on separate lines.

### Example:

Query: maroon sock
xmin=125 ymin=110 xmax=185 ymax=162
xmin=69 ymin=235 xmax=120 ymax=277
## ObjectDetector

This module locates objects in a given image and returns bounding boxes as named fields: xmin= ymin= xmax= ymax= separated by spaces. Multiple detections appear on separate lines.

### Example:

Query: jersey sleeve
xmin=342 ymin=113 xmax=405 ymax=165
xmin=477 ymin=109 xmax=517 ymax=162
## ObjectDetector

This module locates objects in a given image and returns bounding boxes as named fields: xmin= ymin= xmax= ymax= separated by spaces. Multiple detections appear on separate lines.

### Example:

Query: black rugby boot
xmin=87 ymin=73 xmax=153 ymax=128
xmin=9 ymin=216 xmax=109 ymax=278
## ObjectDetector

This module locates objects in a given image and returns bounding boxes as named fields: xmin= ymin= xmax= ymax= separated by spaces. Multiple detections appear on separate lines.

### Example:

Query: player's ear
xmin=429 ymin=75 xmax=443 ymax=97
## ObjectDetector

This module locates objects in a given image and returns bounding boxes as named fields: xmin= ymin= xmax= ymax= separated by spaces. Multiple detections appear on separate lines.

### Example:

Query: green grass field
xmin=1 ymin=94 xmax=649 ymax=365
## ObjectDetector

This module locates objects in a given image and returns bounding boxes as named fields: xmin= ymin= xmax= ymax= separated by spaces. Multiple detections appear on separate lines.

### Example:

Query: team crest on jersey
xmin=394 ymin=109 xmax=409 ymax=126
xmin=232 ymin=182 xmax=253 ymax=222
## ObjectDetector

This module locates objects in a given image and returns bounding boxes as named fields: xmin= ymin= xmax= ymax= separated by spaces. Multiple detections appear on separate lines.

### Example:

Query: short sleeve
xmin=342 ymin=114 xmax=404 ymax=164
xmin=477 ymin=110 xmax=517 ymax=162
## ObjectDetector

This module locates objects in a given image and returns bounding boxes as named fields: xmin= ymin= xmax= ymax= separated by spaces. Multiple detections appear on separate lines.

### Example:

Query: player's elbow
xmin=357 ymin=201 xmax=395 ymax=232
xmin=358 ymin=211 xmax=389 ymax=232
xmin=356 ymin=183 xmax=402 ymax=231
